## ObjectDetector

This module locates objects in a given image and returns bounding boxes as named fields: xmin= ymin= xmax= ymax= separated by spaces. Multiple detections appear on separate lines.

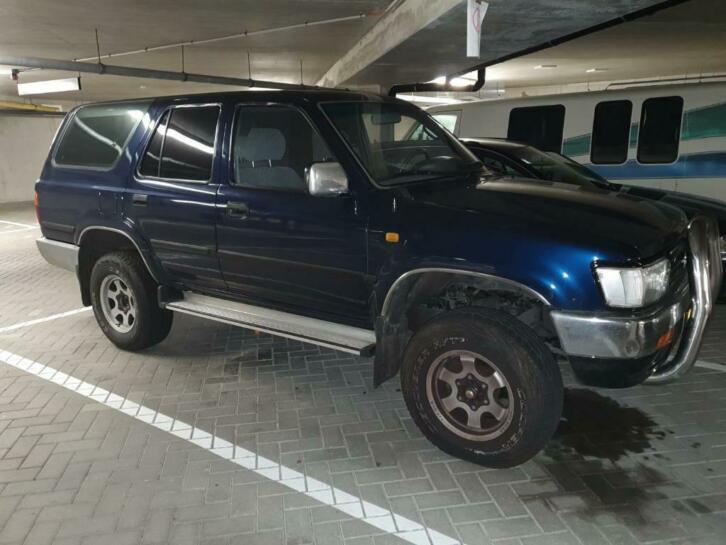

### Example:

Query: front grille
xmin=667 ymin=241 xmax=689 ymax=292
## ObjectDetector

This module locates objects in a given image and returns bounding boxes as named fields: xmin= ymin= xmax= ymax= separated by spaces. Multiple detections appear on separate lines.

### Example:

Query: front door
xmin=126 ymin=103 xmax=224 ymax=291
xmin=215 ymin=104 xmax=369 ymax=326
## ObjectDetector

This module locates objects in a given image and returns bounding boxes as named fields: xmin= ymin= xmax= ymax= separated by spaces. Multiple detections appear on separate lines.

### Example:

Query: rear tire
xmin=90 ymin=251 xmax=172 ymax=351
xmin=400 ymin=308 xmax=562 ymax=468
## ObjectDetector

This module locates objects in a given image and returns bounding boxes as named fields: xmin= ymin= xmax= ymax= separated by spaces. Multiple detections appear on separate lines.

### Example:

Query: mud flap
xmin=373 ymin=317 xmax=409 ymax=387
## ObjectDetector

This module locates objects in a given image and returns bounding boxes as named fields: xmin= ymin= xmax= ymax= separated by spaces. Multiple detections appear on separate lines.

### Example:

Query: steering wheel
xmin=400 ymin=149 xmax=430 ymax=170
xmin=410 ymin=155 xmax=461 ymax=172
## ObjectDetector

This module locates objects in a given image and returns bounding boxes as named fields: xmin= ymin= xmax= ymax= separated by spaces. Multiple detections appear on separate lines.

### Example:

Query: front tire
xmin=90 ymin=251 xmax=172 ymax=351
xmin=401 ymin=308 xmax=563 ymax=468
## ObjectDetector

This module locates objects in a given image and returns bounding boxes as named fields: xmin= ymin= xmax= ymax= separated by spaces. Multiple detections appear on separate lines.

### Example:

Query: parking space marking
xmin=0 ymin=348 xmax=466 ymax=545
xmin=0 ymin=226 xmax=38 ymax=235
xmin=0 ymin=307 xmax=92 ymax=334
xmin=695 ymin=360 xmax=726 ymax=372
xmin=0 ymin=219 xmax=38 ymax=228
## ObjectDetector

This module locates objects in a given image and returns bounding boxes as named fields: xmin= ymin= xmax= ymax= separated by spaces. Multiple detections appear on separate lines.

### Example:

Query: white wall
xmin=0 ymin=114 xmax=63 ymax=203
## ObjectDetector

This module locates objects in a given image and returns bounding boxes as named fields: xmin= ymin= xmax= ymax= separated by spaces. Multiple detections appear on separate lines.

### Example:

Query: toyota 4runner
xmin=35 ymin=90 xmax=723 ymax=467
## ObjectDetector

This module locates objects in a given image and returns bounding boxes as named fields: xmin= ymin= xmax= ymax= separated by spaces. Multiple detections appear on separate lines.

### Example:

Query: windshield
xmin=321 ymin=102 xmax=481 ymax=185
xmin=510 ymin=146 xmax=609 ymax=188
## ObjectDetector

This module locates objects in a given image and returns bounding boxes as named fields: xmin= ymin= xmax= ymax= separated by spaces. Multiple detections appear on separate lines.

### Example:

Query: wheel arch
xmin=76 ymin=227 xmax=159 ymax=306
xmin=374 ymin=268 xmax=553 ymax=386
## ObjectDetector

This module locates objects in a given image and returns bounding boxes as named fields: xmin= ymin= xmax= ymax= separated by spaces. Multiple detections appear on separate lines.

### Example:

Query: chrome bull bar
xmin=646 ymin=216 xmax=723 ymax=383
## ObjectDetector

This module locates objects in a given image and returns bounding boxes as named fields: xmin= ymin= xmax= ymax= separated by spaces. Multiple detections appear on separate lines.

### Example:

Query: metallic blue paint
xmin=36 ymin=90 xmax=691 ymax=329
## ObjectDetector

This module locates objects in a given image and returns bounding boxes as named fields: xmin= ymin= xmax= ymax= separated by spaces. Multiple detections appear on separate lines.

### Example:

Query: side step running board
xmin=164 ymin=292 xmax=376 ymax=356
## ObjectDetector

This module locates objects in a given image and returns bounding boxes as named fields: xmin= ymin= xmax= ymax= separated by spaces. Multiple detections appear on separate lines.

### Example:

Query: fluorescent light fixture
xmin=396 ymin=94 xmax=463 ymax=105
xmin=586 ymin=68 xmax=608 ymax=73
xmin=17 ymin=77 xmax=81 ymax=96
xmin=449 ymin=77 xmax=475 ymax=87
xmin=426 ymin=76 xmax=447 ymax=85
xmin=0 ymin=67 xmax=13 ymax=75
xmin=534 ymin=64 xmax=557 ymax=70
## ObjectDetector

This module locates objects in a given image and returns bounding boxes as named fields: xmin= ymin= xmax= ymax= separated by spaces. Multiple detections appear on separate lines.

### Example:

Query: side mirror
xmin=306 ymin=162 xmax=349 ymax=196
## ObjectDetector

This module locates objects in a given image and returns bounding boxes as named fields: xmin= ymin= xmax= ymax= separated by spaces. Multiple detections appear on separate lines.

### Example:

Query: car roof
xmin=459 ymin=137 xmax=531 ymax=152
xmin=79 ymin=88 xmax=403 ymax=108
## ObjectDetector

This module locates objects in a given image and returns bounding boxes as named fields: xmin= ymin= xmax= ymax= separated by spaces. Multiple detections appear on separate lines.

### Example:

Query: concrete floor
xmin=1 ymin=202 xmax=726 ymax=545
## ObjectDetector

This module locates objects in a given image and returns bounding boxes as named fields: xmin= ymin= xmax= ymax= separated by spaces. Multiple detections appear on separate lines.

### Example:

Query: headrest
xmin=238 ymin=128 xmax=286 ymax=162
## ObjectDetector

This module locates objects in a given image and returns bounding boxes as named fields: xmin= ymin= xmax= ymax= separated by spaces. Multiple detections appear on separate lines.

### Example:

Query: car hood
xmin=617 ymin=185 xmax=726 ymax=231
xmin=399 ymin=176 xmax=688 ymax=261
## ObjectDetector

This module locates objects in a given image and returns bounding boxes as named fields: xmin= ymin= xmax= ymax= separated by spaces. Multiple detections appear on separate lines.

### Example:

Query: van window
xmin=432 ymin=113 xmax=459 ymax=134
xmin=54 ymin=101 xmax=150 ymax=168
xmin=139 ymin=106 xmax=220 ymax=181
xmin=231 ymin=105 xmax=335 ymax=192
xmin=591 ymin=100 xmax=632 ymax=164
xmin=507 ymin=105 xmax=565 ymax=153
xmin=637 ymin=96 xmax=683 ymax=164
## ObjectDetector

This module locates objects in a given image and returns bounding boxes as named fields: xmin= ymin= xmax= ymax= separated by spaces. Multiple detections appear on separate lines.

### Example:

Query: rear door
xmin=215 ymin=103 xmax=369 ymax=326
xmin=37 ymin=101 xmax=151 ymax=244
xmin=126 ymin=103 xmax=224 ymax=291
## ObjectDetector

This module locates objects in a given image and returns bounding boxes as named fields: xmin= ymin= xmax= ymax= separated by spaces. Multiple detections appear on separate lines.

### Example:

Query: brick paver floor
xmin=1 ymin=203 xmax=725 ymax=545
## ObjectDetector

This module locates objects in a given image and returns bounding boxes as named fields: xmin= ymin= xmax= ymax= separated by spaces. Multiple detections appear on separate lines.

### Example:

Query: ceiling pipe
xmin=606 ymin=72 xmax=726 ymax=90
xmin=388 ymin=68 xmax=485 ymax=97
xmin=0 ymin=55 xmax=317 ymax=91
xmin=73 ymin=13 xmax=374 ymax=63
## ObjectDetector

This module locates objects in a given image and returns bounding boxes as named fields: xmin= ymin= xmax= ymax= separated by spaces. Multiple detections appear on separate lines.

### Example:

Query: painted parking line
xmin=0 ymin=349 xmax=466 ymax=545
xmin=0 ymin=219 xmax=38 ymax=229
xmin=0 ymin=226 xmax=38 ymax=235
xmin=695 ymin=360 xmax=726 ymax=372
xmin=0 ymin=307 xmax=92 ymax=334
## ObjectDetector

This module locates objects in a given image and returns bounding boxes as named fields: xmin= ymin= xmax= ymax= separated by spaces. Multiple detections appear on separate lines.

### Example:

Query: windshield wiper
xmin=383 ymin=169 xmax=475 ymax=183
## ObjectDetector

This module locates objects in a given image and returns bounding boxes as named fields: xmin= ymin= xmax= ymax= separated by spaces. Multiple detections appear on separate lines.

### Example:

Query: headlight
xmin=596 ymin=258 xmax=670 ymax=308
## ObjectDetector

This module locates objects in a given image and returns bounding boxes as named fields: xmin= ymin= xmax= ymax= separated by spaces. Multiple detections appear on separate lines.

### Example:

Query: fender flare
xmin=77 ymin=226 xmax=160 ymax=282
xmin=373 ymin=268 xmax=551 ymax=386
xmin=380 ymin=268 xmax=551 ymax=318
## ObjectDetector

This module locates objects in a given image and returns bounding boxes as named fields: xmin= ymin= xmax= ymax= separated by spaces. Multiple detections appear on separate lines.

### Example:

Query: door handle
xmin=132 ymin=194 xmax=148 ymax=206
xmin=227 ymin=201 xmax=249 ymax=219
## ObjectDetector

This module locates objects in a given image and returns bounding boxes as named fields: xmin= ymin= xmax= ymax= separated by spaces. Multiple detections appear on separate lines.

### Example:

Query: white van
xmin=429 ymin=82 xmax=726 ymax=202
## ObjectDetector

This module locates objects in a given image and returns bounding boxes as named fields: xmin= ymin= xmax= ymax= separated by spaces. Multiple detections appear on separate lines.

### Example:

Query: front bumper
xmin=551 ymin=216 xmax=723 ymax=387
xmin=551 ymin=283 xmax=690 ymax=361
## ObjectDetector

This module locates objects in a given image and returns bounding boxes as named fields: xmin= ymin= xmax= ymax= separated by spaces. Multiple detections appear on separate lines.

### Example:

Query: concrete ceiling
xmin=0 ymin=0 xmax=390 ymax=101
xmin=479 ymin=0 xmax=726 ymax=90
xmin=334 ymin=0 xmax=668 ymax=89
xmin=0 ymin=0 xmax=711 ymax=106
xmin=396 ymin=0 xmax=726 ymax=104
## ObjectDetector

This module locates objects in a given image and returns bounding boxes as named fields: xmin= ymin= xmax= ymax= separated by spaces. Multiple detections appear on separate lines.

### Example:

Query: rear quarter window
xmin=54 ymin=101 xmax=151 ymax=169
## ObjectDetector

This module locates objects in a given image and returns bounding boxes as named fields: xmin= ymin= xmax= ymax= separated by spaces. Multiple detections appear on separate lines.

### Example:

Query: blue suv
xmin=35 ymin=90 xmax=723 ymax=467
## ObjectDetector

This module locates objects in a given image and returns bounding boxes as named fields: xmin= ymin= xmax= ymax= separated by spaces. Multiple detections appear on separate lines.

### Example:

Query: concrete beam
xmin=317 ymin=0 xmax=463 ymax=88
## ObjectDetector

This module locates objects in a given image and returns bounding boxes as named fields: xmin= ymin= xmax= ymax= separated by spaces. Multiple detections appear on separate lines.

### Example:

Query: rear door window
xmin=591 ymin=100 xmax=632 ymax=164
xmin=138 ymin=106 xmax=220 ymax=181
xmin=138 ymin=111 xmax=169 ymax=177
xmin=54 ymin=101 xmax=150 ymax=169
xmin=507 ymin=105 xmax=565 ymax=153
xmin=637 ymin=96 xmax=683 ymax=164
